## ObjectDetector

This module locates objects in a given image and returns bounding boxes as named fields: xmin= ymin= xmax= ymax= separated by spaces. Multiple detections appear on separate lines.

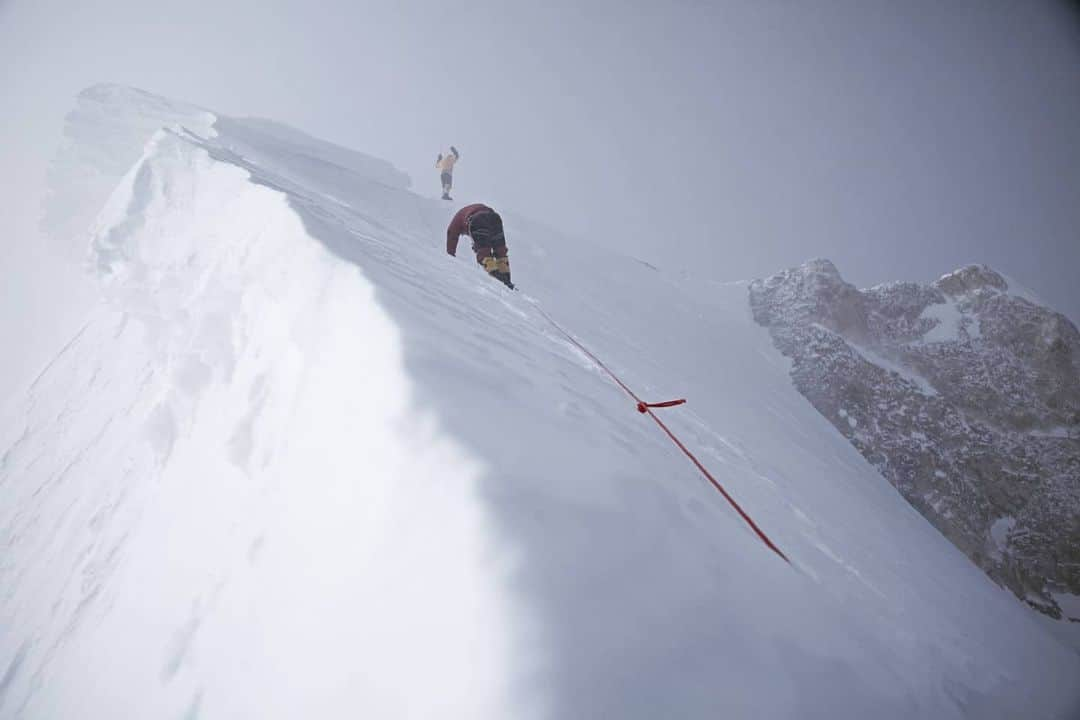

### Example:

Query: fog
xmin=2 ymin=0 xmax=1079 ymax=394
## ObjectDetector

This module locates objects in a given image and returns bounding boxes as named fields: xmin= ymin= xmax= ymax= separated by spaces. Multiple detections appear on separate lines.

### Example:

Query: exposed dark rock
xmin=750 ymin=261 xmax=1080 ymax=622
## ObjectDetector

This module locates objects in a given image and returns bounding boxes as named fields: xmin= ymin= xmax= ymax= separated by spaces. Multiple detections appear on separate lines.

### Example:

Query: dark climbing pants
xmin=467 ymin=210 xmax=506 ymax=260
xmin=468 ymin=210 xmax=512 ymax=286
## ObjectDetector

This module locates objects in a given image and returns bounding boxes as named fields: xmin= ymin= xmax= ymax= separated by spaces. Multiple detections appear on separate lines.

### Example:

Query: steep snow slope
xmin=2 ymin=85 xmax=1078 ymax=718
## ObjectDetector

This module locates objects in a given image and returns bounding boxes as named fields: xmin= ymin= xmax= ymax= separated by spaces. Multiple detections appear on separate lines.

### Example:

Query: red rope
xmin=535 ymin=305 xmax=790 ymax=564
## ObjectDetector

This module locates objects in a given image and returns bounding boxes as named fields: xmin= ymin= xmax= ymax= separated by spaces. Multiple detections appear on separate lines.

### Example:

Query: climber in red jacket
xmin=446 ymin=203 xmax=514 ymax=288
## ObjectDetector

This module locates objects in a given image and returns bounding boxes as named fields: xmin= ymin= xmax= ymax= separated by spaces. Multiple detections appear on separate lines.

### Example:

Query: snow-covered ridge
xmin=3 ymin=87 xmax=1079 ymax=718
xmin=43 ymin=84 xmax=409 ymax=263
xmin=42 ymin=84 xmax=217 ymax=257
xmin=7 ymin=110 xmax=514 ymax=719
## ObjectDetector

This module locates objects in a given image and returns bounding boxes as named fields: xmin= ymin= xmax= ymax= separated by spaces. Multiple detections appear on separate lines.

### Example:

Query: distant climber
xmin=446 ymin=203 xmax=514 ymax=289
xmin=435 ymin=146 xmax=459 ymax=201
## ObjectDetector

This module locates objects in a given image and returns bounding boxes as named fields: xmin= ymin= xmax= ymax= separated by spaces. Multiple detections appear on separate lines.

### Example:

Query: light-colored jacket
xmin=435 ymin=151 xmax=458 ymax=173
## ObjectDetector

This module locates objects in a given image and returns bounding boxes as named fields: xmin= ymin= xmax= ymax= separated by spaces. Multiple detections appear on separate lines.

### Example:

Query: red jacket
xmin=446 ymin=203 xmax=492 ymax=256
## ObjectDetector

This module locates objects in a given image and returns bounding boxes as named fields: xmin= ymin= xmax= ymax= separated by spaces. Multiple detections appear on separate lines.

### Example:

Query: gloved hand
xmin=450 ymin=146 xmax=459 ymax=157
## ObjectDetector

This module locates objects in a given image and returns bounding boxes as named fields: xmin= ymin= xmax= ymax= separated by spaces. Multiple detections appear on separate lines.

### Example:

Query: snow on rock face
xmin=917 ymin=297 xmax=975 ymax=344
xmin=747 ymin=258 xmax=871 ymax=341
xmin=3 ymin=86 xmax=1080 ymax=718
xmin=751 ymin=260 xmax=1080 ymax=639
xmin=935 ymin=264 xmax=1010 ymax=298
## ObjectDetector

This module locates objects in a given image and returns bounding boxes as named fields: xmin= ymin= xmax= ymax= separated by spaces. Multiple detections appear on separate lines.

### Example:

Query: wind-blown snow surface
xmin=2 ymin=86 xmax=1078 ymax=718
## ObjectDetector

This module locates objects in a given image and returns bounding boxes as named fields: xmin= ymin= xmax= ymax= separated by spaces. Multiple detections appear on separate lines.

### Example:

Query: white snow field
xmin=1 ymin=85 xmax=1078 ymax=719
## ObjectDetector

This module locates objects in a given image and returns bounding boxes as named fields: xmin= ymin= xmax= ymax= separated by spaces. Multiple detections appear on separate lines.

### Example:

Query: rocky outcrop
xmin=750 ymin=260 xmax=1080 ymax=621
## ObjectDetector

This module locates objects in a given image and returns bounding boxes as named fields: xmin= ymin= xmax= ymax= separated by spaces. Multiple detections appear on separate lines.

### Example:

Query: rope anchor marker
xmin=637 ymin=398 xmax=686 ymax=413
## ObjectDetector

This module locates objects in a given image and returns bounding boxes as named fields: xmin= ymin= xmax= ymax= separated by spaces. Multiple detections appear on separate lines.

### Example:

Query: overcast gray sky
xmin=2 ymin=0 xmax=1080 ymax=391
